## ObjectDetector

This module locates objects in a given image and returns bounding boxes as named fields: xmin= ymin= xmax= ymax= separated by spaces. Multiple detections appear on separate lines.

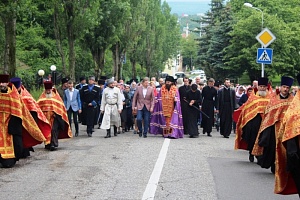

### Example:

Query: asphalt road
xmin=0 ymin=125 xmax=298 ymax=200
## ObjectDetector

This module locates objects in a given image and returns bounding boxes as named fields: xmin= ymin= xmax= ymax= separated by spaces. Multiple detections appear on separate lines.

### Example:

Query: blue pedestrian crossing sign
xmin=257 ymin=48 xmax=273 ymax=64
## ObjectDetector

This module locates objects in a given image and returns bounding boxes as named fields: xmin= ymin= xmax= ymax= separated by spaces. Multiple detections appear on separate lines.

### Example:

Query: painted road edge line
xmin=142 ymin=138 xmax=171 ymax=200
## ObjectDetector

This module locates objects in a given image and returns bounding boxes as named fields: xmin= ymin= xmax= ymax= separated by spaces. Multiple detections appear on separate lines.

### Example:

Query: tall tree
xmin=0 ymin=0 xmax=17 ymax=76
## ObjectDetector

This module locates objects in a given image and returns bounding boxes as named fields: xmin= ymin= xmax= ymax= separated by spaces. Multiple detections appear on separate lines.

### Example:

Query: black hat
xmin=126 ymin=81 xmax=131 ymax=85
xmin=61 ymin=77 xmax=69 ymax=84
xmin=79 ymin=76 xmax=86 ymax=82
xmin=10 ymin=77 xmax=22 ymax=89
xmin=0 ymin=74 xmax=9 ymax=83
xmin=214 ymin=81 xmax=221 ymax=87
xmin=98 ymin=79 xmax=105 ymax=85
xmin=281 ymin=76 xmax=293 ymax=87
xmin=100 ymin=76 xmax=107 ymax=80
xmin=258 ymin=77 xmax=269 ymax=86
xmin=165 ymin=76 xmax=175 ymax=83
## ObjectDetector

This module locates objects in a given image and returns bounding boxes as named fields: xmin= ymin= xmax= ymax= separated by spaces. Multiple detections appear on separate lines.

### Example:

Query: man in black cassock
xmin=80 ymin=76 xmax=101 ymax=137
xmin=218 ymin=78 xmax=236 ymax=138
xmin=201 ymin=78 xmax=218 ymax=137
xmin=178 ymin=77 xmax=191 ymax=135
xmin=186 ymin=84 xmax=202 ymax=138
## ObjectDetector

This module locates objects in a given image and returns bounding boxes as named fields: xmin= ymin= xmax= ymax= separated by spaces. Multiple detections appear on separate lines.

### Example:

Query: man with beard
xmin=37 ymin=81 xmax=72 ymax=150
xmin=186 ymin=84 xmax=202 ymax=138
xmin=275 ymin=73 xmax=300 ymax=197
xmin=0 ymin=75 xmax=47 ymax=167
xmin=150 ymin=76 xmax=183 ymax=138
xmin=235 ymin=77 xmax=270 ymax=162
xmin=201 ymin=78 xmax=218 ymax=137
xmin=251 ymin=76 xmax=294 ymax=176
xmin=80 ymin=76 xmax=101 ymax=137
xmin=57 ymin=77 xmax=69 ymax=100
xmin=178 ymin=77 xmax=191 ymax=135
xmin=218 ymin=78 xmax=236 ymax=138
xmin=100 ymin=79 xmax=123 ymax=138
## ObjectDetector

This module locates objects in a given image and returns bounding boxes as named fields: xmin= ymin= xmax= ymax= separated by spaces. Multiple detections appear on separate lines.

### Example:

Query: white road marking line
xmin=142 ymin=138 xmax=171 ymax=200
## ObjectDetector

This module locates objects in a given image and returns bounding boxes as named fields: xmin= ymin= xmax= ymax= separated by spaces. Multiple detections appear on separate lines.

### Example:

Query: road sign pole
xmin=261 ymin=45 xmax=264 ymax=77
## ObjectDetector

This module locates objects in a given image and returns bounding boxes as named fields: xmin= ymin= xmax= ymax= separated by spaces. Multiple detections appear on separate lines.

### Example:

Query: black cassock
xmin=242 ymin=114 xmax=262 ymax=154
xmin=186 ymin=90 xmax=202 ymax=137
xmin=201 ymin=86 xmax=218 ymax=134
xmin=178 ymin=85 xmax=191 ymax=135
xmin=286 ymin=136 xmax=300 ymax=197
xmin=218 ymin=87 xmax=236 ymax=137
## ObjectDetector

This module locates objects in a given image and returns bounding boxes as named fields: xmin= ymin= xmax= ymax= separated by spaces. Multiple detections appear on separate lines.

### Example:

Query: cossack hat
xmin=281 ymin=76 xmax=294 ymax=87
xmin=88 ymin=76 xmax=95 ymax=81
xmin=44 ymin=81 xmax=53 ymax=90
xmin=10 ymin=77 xmax=22 ymax=89
xmin=165 ymin=76 xmax=175 ymax=83
xmin=0 ymin=74 xmax=9 ymax=83
xmin=61 ymin=77 xmax=69 ymax=84
xmin=98 ymin=79 xmax=105 ymax=85
xmin=100 ymin=76 xmax=107 ymax=80
xmin=79 ymin=76 xmax=86 ymax=82
xmin=258 ymin=77 xmax=269 ymax=86
xmin=107 ymin=79 xmax=114 ymax=85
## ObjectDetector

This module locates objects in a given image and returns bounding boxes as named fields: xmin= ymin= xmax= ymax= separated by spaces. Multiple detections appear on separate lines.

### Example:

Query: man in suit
xmin=132 ymin=77 xmax=155 ymax=138
xmin=64 ymin=80 xmax=82 ymax=137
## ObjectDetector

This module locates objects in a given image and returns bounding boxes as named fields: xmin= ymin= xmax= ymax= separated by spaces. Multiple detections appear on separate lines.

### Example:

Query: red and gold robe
xmin=276 ymin=91 xmax=300 ymax=195
xmin=161 ymin=85 xmax=177 ymax=136
xmin=19 ymin=86 xmax=51 ymax=145
xmin=235 ymin=94 xmax=270 ymax=150
xmin=37 ymin=89 xmax=72 ymax=143
xmin=0 ymin=85 xmax=46 ymax=159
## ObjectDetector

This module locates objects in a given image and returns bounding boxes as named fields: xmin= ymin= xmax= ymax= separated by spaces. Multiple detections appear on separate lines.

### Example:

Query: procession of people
xmin=0 ymin=72 xmax=299 ymax=197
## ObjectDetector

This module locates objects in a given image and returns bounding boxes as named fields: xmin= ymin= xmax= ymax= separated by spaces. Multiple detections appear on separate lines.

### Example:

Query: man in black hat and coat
xmin=80 ymin=76 xmax=101 ymax=137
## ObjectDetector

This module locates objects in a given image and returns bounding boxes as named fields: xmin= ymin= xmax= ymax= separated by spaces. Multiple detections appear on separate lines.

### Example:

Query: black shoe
xmin=249 ymin=154 xmax=254 ymax=162
xmin=50 ymin=145 xmax=57 ymax=151
xmin=193 ymin=135 xmax=199 ymax=138
xmin=45 ymin=144 xmax=51 ymax=150
xmin=189 ymin=135 xmax=194 ymax=138
xmin=207 ymin=133 xmax=212 ymax=137
xmin=138 ymin=132 xmax=142 ymax=137
xmin=114 ymin=132 xmax=118 ymax=136
xmin=75 ymin=132 xmax=78 ymax=137
xmin=203 ymin=130 xmax=206 ymax=134
xmin=88 ymin=133 xmax=92 ymax=137
xmin=134 ymin=130 xmax=137 ymax=134
xmin=143 ymin=135 xmax=147 ymax=138
xmin=224 ymin=136 xmax=229 ymax=138
xmin=104 ymin=135 xmax=111 ymax=138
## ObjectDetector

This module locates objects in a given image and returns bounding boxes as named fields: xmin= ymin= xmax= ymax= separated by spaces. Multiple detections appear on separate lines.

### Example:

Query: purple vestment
xmin=149 ymin=90 xmax=184 ymax=139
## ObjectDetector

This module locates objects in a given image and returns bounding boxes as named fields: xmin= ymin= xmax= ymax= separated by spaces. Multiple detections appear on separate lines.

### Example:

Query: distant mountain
xmin=167 ymin=1 xmax=210 ymax=15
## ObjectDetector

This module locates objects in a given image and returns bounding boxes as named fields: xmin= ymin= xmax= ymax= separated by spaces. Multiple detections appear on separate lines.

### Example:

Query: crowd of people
xmin=0 ymin=72 xmax=299 ymax=197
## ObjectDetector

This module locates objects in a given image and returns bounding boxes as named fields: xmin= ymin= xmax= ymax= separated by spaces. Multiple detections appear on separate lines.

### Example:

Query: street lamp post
xmin=244 ymin=2 xmax=265 ymax=77
xmin=50 ymin=65 xmax=57 ymax=86
xmin=38 ymin=69 xmax=45 ymax=89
